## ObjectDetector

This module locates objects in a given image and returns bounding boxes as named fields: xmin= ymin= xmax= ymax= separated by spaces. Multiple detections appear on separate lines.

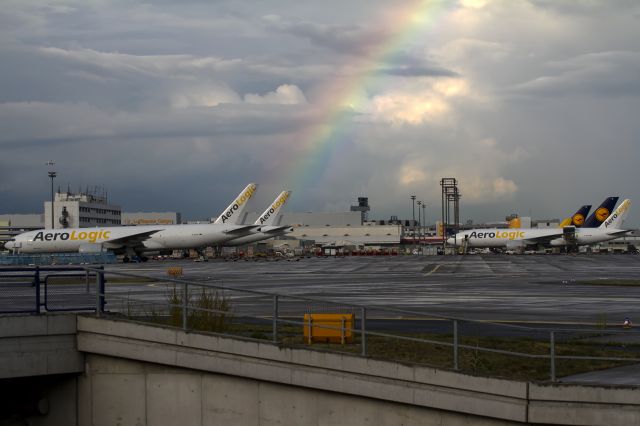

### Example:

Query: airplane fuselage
xmin=449 ymin=227 xmax=626 ymax=249
xmin=6 ymin=223 xmax=248 ymax=254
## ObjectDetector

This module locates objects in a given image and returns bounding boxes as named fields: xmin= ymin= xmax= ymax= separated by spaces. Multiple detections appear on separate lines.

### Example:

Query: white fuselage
xmin=6 ymin=223 xmax=250 ymax=254
xmin=448 ymin=227 xmax=626 ymax=249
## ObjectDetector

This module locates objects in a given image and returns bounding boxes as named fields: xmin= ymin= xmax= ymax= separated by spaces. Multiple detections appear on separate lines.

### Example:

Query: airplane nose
xmin=446 ymin=237 xmax=455 ymax=245
xmin=4 ymin=241 xmax=14 ymax=250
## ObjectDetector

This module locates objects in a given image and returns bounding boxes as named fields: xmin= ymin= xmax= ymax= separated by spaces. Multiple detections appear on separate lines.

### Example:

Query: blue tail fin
xmin=583 ymin=197 xmax=618 ymax=228
xmin=559 ymin=205 xmax=591 ymax=228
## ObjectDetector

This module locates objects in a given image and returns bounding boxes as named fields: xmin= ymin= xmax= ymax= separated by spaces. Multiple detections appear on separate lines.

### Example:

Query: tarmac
xmin=4 ymin=254 xmax=640 ymax=385
xmin=108 ymin=254 xmax=640 ymax=324
xmin=107 ymin=253 xmax=640 ymax=386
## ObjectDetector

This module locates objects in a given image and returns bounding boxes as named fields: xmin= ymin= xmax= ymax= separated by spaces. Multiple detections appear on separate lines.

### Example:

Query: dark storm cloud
xmin=380 ymin=65 xmax=458 ymax=77
xmin=0 ymin=101 xmax=316 ymax=147
xmin=261 ymin=14 xmax=390 ymax=55
xmin=507 ymin=51 xmax=640 ymax=98
xmin=0 ymin=0 xmax=639 ymax=225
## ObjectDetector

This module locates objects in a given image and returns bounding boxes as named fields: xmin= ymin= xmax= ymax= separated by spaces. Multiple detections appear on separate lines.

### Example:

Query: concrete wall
xmin=76 ymin=316 xmax=640 ymax=425
xmin=0 ymin=213 xmax=44 ymax=227
xmin=0 ymin=315 xmax=81 ymax=425
xmin=0 ymin=314 xmax=84 ymax=379
xmin=4 ymin=314 xmax=640 ymax=425
xmin=289 ymin=225 xmax=402 ymax=245
xmin=79 ymin=354 xmax=516 ymax=426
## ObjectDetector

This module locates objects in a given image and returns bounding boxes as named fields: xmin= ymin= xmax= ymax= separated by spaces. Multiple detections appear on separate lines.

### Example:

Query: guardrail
xmin=88 ymin=267 xmax=640 ymax=382
xmin=0 ymin=266 xmax=104 ymax=314
xmin=2 ymin=266 xmax=640 ymax=382
xmin=0 ymin=252 xmax=116 ymax=266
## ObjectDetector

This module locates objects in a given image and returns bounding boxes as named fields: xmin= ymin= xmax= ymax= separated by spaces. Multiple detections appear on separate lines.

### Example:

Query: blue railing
xmin=0 ymin=252 xmax=116 ymax=266
xmin=0 ymin=266 xmax=105 ymax=314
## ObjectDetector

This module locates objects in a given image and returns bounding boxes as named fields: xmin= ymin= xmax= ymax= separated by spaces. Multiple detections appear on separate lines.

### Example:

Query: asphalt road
xmin=103 ymin=254 xmax=640 ymax=325
xmin=4 ymin=254 xmax=640 ymax=384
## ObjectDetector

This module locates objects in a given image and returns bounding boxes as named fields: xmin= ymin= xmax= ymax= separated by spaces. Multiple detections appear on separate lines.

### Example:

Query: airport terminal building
xmin=44 ymin=191 xmax=121 ymax=229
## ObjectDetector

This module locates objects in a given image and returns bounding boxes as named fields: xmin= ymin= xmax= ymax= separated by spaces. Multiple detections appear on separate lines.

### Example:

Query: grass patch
xmin=109 ymin=313 xmax=640 ymax=382
xmin=112 ymin=284 xmax=640 ymax=382
xmin=303 ymin=333 xmax=638 ymax=381
xmin=125 ymin=284 xmax=233 ymax=333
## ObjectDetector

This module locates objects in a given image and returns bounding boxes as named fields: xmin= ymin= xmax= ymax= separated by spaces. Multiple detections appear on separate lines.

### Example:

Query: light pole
xmin=410 ymin=195 xmax=416 ymax=245
xmin=417 ymin=200 xmax=422 ymax=243
xmin=422 ymin=203 xmax=427 ymax=237
xmin=46 ymin=161 xmax=56 ymax=229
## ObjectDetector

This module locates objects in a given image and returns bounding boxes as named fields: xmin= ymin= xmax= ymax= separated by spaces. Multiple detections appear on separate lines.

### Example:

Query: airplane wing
xmin=223 ymin=225 xmax=261 ymax=235
xmin=103 ymin=230 xmax=161 ymax=248
xmin=262 ymin=225 xmax=293 ymax=234
xmin=607 ymin=230 xmax=631 ymax=237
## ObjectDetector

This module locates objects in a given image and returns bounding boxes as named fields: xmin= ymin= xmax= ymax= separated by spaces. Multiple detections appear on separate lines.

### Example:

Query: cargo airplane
xmin=224 ymin=190 xmax=293 ymax=246
xmin=448 ymin=199 xmax=632 ymax=249
xmin=4 ymin=183 xmax=261 ymax=259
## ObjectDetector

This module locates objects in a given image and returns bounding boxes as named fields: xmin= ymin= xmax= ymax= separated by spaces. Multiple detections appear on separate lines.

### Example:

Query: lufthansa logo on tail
xmin=572 ymin=214 xmax=585 ymax=226
xmin=220 ymin=184 xmax=257 ymax=223
xmin=595 ymin=207 xmax=610 ymax=222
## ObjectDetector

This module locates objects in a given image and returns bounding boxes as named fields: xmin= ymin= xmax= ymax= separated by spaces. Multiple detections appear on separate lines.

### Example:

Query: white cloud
xmin=172 ymin=85 xmax=241 ymax=108
xmin=364 ymin=77 xmax=471 ymax=125
xmin=460 ymin=0 xmax=488 ymax=9
xmin=244 ymin=84 xmax=307 ymax=105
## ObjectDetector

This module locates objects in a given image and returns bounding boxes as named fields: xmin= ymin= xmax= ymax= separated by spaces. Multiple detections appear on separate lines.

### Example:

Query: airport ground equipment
xmin=303 ymin=313 xmax=354 ymax=344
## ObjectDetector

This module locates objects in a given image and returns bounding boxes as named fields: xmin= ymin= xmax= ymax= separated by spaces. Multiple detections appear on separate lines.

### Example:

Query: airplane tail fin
xmin=254 ymin=191 xmax=292 ymax=226
xmin=600 ymin=199 xmax=631 ymax=230
xmin=559 ymin=205 xmax=591 ymax=228
xmin=583 ymin=197 xmax=618 ymax=228
xmin=213 ymin=183 xmax=258 ymax=225
xmin=508 ymin=217 xmax=521 ymax=229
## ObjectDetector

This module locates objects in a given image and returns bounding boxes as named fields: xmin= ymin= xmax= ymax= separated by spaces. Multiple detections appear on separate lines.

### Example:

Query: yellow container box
xmin=303 ymin=313 xmax=354 ymax=344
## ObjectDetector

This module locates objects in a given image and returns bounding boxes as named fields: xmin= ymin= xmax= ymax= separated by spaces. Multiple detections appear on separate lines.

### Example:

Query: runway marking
xmin=424 ymin=265 xmax=441 ymax=276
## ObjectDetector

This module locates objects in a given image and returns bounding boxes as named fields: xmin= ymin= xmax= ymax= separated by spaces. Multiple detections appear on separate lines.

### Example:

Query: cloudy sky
xmin=1 ymin=0 xmax=639 ymax=225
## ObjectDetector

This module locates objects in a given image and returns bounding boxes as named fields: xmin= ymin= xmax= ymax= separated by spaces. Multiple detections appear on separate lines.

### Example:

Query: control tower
xmin=350 ymin=197 xmax=370 ymax=225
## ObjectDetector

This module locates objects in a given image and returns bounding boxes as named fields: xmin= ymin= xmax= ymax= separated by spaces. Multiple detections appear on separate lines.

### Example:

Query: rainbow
xmin=285 ymin=0 xmax=452 ymax=192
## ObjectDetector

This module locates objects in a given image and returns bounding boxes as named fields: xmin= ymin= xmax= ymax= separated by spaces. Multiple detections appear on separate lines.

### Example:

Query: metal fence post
xmin=453 ymin=320 xmax=459 ymax=370
xmin=550 ymin=331 xmax=556 ymax=382
xmin=361 ymin=307 xmax=367 ymax=356
xmin=95 ymin=270 xmax=102 ymax=317
xmin=98 ymin=267 xmax=105 ymax=313
xmin=85 ymin=270 xmax=90 ymax=293
xmin=35 ymin=266 xmax=41 ymax=314
xmin=272 ymin=295 xmax=279 ymax=343
xmin=182 ymin=282 xmax=188 ymax=330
